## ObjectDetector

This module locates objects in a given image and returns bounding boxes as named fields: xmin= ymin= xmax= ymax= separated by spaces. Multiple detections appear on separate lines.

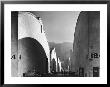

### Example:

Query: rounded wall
xmin=18 ymin=12 xmax=50 ymax=61
xmin=73 ymin=11 xmax=100 ymax=76
xmin=72 ymin=12 xmax=89 ymax=71
xmin=18 ymin=12 xmax=50 ymax=76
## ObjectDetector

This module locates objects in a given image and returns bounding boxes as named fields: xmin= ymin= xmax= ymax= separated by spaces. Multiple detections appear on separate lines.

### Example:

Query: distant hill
xmin=49 ymin=42 xmax=73 ymax=61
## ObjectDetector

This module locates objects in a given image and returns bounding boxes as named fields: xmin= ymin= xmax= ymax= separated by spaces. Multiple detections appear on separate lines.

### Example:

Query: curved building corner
xmin=11 ymin=12 xmax=50 ymax=77
xmin=73 ymin=11 xmax=100 ymax=77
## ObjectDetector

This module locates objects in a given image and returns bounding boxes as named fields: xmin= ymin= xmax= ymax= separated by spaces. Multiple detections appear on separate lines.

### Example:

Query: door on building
xmin=93 ymin=67 xmax=99 ymax=77
xmin=79 ymin=67 xmax=84 ymax=77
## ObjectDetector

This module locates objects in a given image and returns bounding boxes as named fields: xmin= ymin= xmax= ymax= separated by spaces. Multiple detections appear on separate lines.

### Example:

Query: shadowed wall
xmin=18 ymin=37 xmax=48 ymax=76
xmin=11 ymin=12 xmax=18 ymax=77
xmin=73 ymin=11 xmax=100 ymax=76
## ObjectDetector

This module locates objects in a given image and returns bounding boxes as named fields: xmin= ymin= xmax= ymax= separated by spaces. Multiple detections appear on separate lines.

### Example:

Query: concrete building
xmin=50 ymin=47 xmax=62 ymax=73
xmin=50 ymin=48 xmax=58 ymax=73
xmin=69 ymin=49 xmax=73 ymax=71
xmin=11 ymin=12 xmax=50 ymax=77
xmin=73 ymin=11 xmax=100 ymax=77
xmin=67 ymin=57 xmax=71 ymax=72
xmin=57 ymin=57 xmax=62 ymax=72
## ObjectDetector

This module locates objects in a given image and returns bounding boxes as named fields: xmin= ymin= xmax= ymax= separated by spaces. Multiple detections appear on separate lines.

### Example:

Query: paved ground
xmin=23 ymin=72 xmax=79 ymax=77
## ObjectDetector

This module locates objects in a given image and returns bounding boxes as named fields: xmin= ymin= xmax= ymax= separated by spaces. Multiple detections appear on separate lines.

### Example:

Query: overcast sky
xmin=33 ymin=11 xmax=80 ymax=43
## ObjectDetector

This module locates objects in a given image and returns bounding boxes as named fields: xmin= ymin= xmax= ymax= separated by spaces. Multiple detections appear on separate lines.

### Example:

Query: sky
xmin=33 ymin=11 xmax=80 ymax=43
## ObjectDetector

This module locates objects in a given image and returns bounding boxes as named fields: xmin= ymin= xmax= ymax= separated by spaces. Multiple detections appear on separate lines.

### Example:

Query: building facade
xmin=11 ymin=12 xmax=50 ymax=77
xmin=73 ymin=11 xmax=100 ymax=77
xmin=50 ymin=48 xmax=62 ymax=73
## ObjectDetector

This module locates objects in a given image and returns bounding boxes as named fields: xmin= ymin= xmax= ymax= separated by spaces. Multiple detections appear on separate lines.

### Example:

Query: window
xmin=41 ymin=25 xmax=42 ymax=33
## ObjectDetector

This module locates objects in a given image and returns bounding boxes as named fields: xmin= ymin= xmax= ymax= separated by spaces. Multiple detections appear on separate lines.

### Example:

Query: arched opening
xmin=18 ymin=37 xmax=48 ymax=76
